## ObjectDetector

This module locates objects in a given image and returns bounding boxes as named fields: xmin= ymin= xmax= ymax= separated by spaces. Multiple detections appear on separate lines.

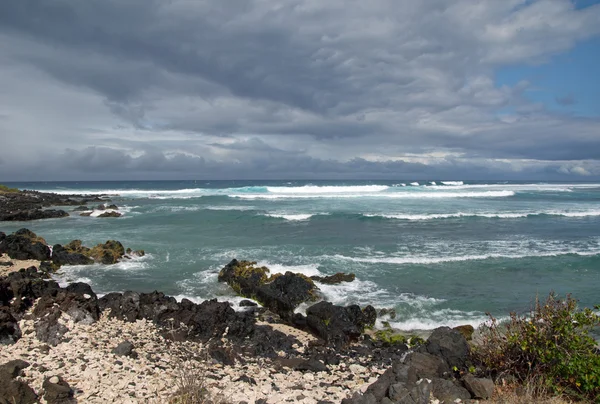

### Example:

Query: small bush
xmin=474 ymin=293 xmax=600 ymax=402
xmin=0 ymin=184 xmax=19 ymax=193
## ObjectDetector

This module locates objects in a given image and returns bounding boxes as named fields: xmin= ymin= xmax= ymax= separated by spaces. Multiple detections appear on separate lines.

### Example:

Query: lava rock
xmin=42 ymin=375 xmax=74 ymax=403
xmin=306 ymin=301 xmax=377 ymax=348
xmin=462 ymin=374 xmax=495 ymax=399
xmin=310 ymin=272 xmax=356 ymax=284
xmin=425 ymin=326 xmax=470 ymax=370
xmin=112 ymin=341 xmax=137 ymax=358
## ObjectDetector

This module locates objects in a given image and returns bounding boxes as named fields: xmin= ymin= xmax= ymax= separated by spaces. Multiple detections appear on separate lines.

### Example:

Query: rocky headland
xmin=0 ymin=187 xmax=109 ymax=221
xmin=0 ymin=229 xmax=499 ymax=404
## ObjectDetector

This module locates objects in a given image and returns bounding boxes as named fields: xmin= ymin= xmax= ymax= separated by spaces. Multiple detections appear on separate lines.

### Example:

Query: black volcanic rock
xmin=51 ymin=244 xmax=94 ymax=266
xmin=311 ymin=272 xmax=356 ymax=284
xmin=255 ymin=271 xmax=319 ymax=320
xmin=306 ymin=301 xmax=377 ymax=348
xmin=0 ymin=189 xmax=106 ymax=221
xmin=0 ymin=360 xmax=37 ymax=404
xmin=0 ymin=229 xmax=50 ymax=261
xmin=218 ymin=260 xmax=320 ymax=319
xmin=0 ymin=307 xmax=21 ymax=345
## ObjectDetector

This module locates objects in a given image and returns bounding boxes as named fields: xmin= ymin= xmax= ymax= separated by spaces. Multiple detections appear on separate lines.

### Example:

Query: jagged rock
xmin=106 ymin=204 xmax=119 ymax=210
xmin=42 ymin=375 xmax=74 ymax=403
xmin=462 ymin=374 xmax=494 ymax=399
xmin=310 ymin=272 xmax=356 ymax=284
xmin=0 ymin=308 xmax=21 ymax=345
xmin=365 ymin=362 xmax=417 ymax=401
xmin=0 ymin=228 xmax=50 ymax=260
xmin=219 ymin=260 xmax=319 ymax=319
xmin=453 ymin=324 xmax=475 ymax=341
xmin=99 ymin=292 xmax=256 ymax=343
xmin=72 ymin=205 xmax=88 ymax=211
xmin=125 ymin=248 xmax=145 ymax=257
xmin=341 ymin=392 xmax=378 ymax=404
xmin=425 ymin=326 xmax=470 ymax=370
xmin=79 ymin=212 xmax=92 ymax=217
xmin=218 ymin=259 xmax=270 ymax=296
xmin=239 ymin=299 xmax=258 ymax=307
xmin=51 ymin=244 xmax=94 ymax=266
xmin=306 ymin=301 xmax=377 ymax=347
xmin=88 ymin=240 xmax=125 ymax=264
xmin=34 ymin=309 xmax=69 ymax=346
xmin=255 ymin=271 xmax=319 ymax=319
xmin=430 ymin=378 xmax=471 ymax=402
xmin=0 ymin=189 xmax=101 ymax=221
xmin=0 ymin=360 xmax=37 ymax=404
xmin=293 ymin=358 xmax=327 ymax=372
xmin=405 ymin=352 xmax=449 ymax=379
xmin=98 ymin=211 xmax=122 ymax=218
xmin=0 ymin=209 xmax=69 ymax=221
xmin=1 ymin=266 xmax=60 ymax=311
xmin=112 ymin=341 xmax=137 ymax=358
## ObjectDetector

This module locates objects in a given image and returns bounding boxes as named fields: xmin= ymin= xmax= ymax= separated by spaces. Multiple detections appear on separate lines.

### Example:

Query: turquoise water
xmin=2 ymin=180 xmax=600 ymax=330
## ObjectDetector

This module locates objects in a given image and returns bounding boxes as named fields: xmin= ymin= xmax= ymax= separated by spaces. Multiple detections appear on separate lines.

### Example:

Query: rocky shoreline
xmin=0 ymin=188 xmax=112 ymax=222
xmin=0 ymin=228 xmax=501 ymax=404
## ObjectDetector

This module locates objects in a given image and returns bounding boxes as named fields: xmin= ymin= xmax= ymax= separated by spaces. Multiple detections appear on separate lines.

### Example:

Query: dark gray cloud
xmin=1 ymin=0 xmax=600 ymax=180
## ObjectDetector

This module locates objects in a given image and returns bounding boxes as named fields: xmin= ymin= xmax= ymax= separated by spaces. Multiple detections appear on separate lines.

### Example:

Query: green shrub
xmin=0 ymin=184 xmax=19 ymax=193
xmin=474 ymin=293 xmax=600 ymax=402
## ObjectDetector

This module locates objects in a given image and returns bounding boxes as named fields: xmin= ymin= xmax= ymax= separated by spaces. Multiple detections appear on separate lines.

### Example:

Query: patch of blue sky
xmin=495 ymin=36 xmax=599 ymax=117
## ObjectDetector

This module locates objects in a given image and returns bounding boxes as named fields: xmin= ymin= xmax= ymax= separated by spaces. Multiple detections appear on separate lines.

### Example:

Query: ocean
xmin=2 ymin=180 xmax=600 ymax=331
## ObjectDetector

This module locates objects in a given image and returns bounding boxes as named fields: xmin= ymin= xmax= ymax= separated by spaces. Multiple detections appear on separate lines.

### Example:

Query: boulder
xmin=0 ymin=360 xmax=37 ymax=404
xmin=306 ymin=301 xmax=377 ymax=347
xmin=311 ymin=272 xmax=356 ymax=284
xmin=404 ymin=352 xmax=449 ymax=379
xmin=0 ymin=308 xmax=21 ymax=345
xmin=218 ymin=259 xmax=269 ymax=296
xmin=51 ymin=244 xmax=94 ymax=266
xmin=88 ymin=240 xmax=125 ymax=264
xmin=255 ymin=271 xmax=319 ymax=319
xmin=112 ymin=341 xmax=137 ymax=358
xmin=42 ymin=375 xmax=74 ymax=403
xmin=0 ymin=228 xmax=50 ymax=260
xmin=98 ymin=211 xmax=122 ymax=218
xmin=430 ymin=378 xmax=471 ymax=402
xmin=426 ymin=326 xmax=470 ymax=370
xmin=462 ymin=374 xmax=494 ymax=399
xmin=219 ymin=260 xmax=320 ymax=319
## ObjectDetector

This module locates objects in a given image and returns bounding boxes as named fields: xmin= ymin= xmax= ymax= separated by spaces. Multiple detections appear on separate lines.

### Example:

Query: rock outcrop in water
xmin=0 ymin=188 xmax=104 ymax=221
xmin=1 ymin=229 xmax=144 ymax=268
xmin=218 ymin=259 xmax=321 ymax=320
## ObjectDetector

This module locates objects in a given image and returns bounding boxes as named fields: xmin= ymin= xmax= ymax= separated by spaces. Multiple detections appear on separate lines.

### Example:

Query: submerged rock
xmin=98 ymin=211 xmax=122 ymax=218
xmin=311 ymin=272 xmax=356 ymax=284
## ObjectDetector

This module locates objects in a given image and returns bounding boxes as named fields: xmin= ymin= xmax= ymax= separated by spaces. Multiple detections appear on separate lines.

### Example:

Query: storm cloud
xmin=1 ymin=0 xmax=599 ymax=180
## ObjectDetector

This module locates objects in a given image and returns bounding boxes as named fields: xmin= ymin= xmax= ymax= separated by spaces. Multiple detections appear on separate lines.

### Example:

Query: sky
xmin=1 ymin=0 xmax=599 ymax=181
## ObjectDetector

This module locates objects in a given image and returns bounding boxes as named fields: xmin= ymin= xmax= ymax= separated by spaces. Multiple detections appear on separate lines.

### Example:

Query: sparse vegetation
xmin=0 ymin=184 xmax=19 ymax=193
xmin=474 ymin=293 xmax=600 ymax=402
xmin=169 ymin=353 xmax=229 ymax=404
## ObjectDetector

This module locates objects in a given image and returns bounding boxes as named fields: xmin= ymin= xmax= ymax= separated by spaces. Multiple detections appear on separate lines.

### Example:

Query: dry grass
xmin=481 ymin=378 xmax=583 ymax=404
xmin=168 ymin=352 xmax=230 ymax=404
